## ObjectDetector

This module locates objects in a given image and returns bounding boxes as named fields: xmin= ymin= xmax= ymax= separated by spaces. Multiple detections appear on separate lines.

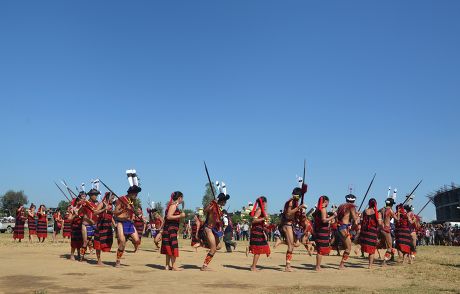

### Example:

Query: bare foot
xmin=201 ymin=266 xmax=213 ymax=271
xmin=97 ymin=261 xmax=104 ymax=266
xmin=315 ymin=266 xmax=321 ymax=271
xmin=172 ymin=267 xmax=183 ymax=271
xmin=250 ymin=267 xmax=260 ymax=272
xmin=245 ymin=247 xmax=249 ymax=257
xmin=69 ymin=255 xmax=75 ymax=261
xmin=338 ymin=264 xmax=345 ymax=270
xmin=284 ymin=266 xmax=294 ymax=272
xmin=115 ymin=260 xmax=121 ymax=268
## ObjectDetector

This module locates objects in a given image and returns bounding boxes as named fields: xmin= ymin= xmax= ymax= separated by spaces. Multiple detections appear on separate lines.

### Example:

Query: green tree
xmin=154 ymin=202 xmax=164 ymax=216
xmin=202 ymin=182 xmax=216 ymax=208
xmin=57 ymin=200 xmax=70 ymax=214
xmin=0 ymin=190 xmax=28 ymax=216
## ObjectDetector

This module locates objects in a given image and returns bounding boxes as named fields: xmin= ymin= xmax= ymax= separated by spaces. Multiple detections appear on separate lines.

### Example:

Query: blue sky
xmin=0 ymin=1 xmax=459 ymax=221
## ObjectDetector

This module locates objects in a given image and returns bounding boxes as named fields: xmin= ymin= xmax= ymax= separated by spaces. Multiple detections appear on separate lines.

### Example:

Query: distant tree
xmin=183 ymin=209 xmax=195 ymax=223
xmin=154 ymin=202 xmax=164 ymax=216
xmin=202 ymin=182 xmax=216 ymax=208
xmin=0 ymin=190 xmax=28 ymax=216
xmin=133 ymin=198 xmax=142 ymax=211
xmin=57 ymin=200 xmax=70 ymax=214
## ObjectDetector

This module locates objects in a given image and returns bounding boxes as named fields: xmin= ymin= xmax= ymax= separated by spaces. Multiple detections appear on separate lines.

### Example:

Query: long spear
xmin=358 ymin=173 xmax=377 ymax=211
xmin=417 ymin=197 xmax=434 ymax=216
xmin=402 ymin=180 xmax=423 ymax=206
xmin=204 ymin=161 xmax=216 ymax=199
xmin=300 ymin=159 xmax=307 ymax=205
xmin=54 ymin=181 xmax=72 ymax=202
xmin=60 ymin=180 xmax=78 ymax=198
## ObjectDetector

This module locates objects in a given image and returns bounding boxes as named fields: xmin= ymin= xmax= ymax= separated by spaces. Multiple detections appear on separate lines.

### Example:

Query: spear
xmin=54 ymin=181 xmax=72 ymax=202
xmin=300 ymin=159 xmax=307 ymax=205
xmin=417 ymin=197 xmax=434 ymax=216
xmin=204 ymin=161 xmax=216 ymax=199
xmin=402 ymin=180 xmax=423 ymax=206
xmin=358 ymin=173 xmax=377 ymax=212
xmin=60 ymin=180 xmax=78 ymax=198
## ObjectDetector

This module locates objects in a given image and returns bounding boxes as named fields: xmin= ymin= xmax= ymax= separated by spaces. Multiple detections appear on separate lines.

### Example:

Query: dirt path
xmin=0 ymin=236 xmax=452 ymax=294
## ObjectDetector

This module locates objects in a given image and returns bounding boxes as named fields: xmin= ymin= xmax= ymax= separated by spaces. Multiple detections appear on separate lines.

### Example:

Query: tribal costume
xmin=36 ymin=211 xmax=48 ymax=239
xmin=395 ymin=206 xmax=412 ymax=255
xmin=13 ymin=208 xmax=26 ymax=240
xmin=28 ymin=213 xmax=37 ymax=236
xmin=249 ymin=198 xmax=270 ymax=256
xmin=360 ymin=208 xmax=379 ymax=255
xmin=94 ymin=202 xmax=114 ymax=253
xmin=63 ymin=213 xmax=72 ymax=238
xmin=161 ymin=203 xmax=180 ymax=257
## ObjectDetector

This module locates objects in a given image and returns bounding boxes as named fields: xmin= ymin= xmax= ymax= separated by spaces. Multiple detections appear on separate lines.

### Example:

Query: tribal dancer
xmin=148 ymin=208 xmax=164 ymax=249
xmin=395 ymin=204 xmax=413 ymax=264
xmin=278 ymin=187 xmax=306 ymax=272
xmin=313 ymin=195 xmax=335 ymax=271
xmin=379 ymin=198 xmax=398 ymax=265
xmin=248 ymin=196 xmax=271 ymax=271
xmin=191 ymin=213 xmax=202 ymax=251
xmin=52 ymin=209 xmax=63 ymax=243
xmin=13 ymin=203 xmax=26 ymax=242
xmin=161 ymin=191 xmax=186 ymax=270
xmin=36 ymin=204 xmax=48 ymax=242
xmin=114 ymin=185 xmax=141 ymax=267
xmin=359 ymin=198 xmax=382 ymax=269
xmin=62 ymin=206 xmax=72 ymax=240
xmin=199 ymin=193 xmax=229 ymax=271
xmin=336 ymin=194 xmax=359 ymax=270
xmin=94 ymin=192 xmax=115 ymax=265
xmin=27 ymin=204 xmax=37 ymax=243
xmin=405 ymin=205 xmax=419 ymax=261
xmin=80 ymin=188 xmax=100 ymax=261
xmin=298 ymin=209 xmax=314 ymax=256
xmin=133 ymin=207 xmax=146 ymax=250
xmin=69 ymin=194 xmax=84 ymax=260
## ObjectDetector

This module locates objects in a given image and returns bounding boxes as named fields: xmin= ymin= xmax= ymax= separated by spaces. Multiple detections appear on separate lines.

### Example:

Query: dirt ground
xmin=0 ymin=233 xmax=459 ymax=294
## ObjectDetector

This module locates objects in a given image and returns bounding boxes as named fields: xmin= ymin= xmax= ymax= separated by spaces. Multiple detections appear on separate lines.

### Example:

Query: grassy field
xmin=0 ymin=232 xmax=459 ymax=294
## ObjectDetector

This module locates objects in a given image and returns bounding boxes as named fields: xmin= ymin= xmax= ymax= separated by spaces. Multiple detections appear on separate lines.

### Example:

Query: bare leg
xmin=201 ymin=228 xmax=217 ymax=271
xmin=251 ymin=254 xmax=261 ymax=271
xmin=282 ymin=225 xmax=295 ymax=272
xmin=115 ymin=223 xmax=126 ymax=267
xmin=316 ymin=253 xmax=322 ymax=271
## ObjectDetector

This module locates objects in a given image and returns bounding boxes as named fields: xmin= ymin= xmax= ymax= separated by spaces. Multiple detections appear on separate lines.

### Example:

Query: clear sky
xmin=1 ymin=1 xmax=459 ymax=221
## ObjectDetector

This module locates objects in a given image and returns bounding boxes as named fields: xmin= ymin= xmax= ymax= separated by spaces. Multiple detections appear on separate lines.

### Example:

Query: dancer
xmin=200 ymin=192 xmax=229 ymax=271
xmin=27 ymin=204 xmax=37 ymax=243
xmin=52 ymin=209 xmax=63 ymax=243
xmin=114 ymin=185 xmax=141 ymax=267
xmin=148 ymin=208 xmax=164 ymax=249
xmin=13 ymin=203 xmax=26 ymax=242
xmin=133 ymin=207 xmax=146 ymax=250
xmin=395 ymin=204 xmax=413 ymax=263
xmin=379 ymin=198 xmax=398 ymax=265
xmin=36 ymin=204 xmax=48 ymax=242
xmin=69 ymin=195 xmax=84 ymax=260
xmin=248 ymin=196 xmax=271 ymax=271
xmin=278 ymin=187 xmax=306 ymax=272
xmin=80 ymin=188 xmax=100 ymax=261
xmin=191 ymin=213 xmax=202 ymax=251
xmin=94 ymin=192 xmax=115 ymax=265
xmin=161 ymin=191 xmax=186 ymax=270
xmin=62 ymin=206 xmax=72 ymax=240
xmin=359 ymin=198 xmax=382 ymax=269
xmin=336 ymin=194 xmax=359 ymax=270
xmin=313 ymin=195 xmax=335 ymax=271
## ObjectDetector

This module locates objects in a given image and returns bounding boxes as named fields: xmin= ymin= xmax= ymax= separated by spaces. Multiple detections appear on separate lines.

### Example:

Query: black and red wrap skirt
xmin=249 ymin=222 xmax=270 ymax=256
xmin=161 ymin=209 xmax=180 ymax=257
xmin=94 ymin=212 xmax=113 ymax=252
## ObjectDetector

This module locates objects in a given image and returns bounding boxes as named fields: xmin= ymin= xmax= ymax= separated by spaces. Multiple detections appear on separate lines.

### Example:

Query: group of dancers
xmin=12 ymin=168 xmax=422 ymax=272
